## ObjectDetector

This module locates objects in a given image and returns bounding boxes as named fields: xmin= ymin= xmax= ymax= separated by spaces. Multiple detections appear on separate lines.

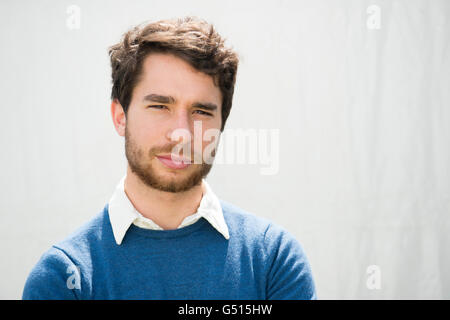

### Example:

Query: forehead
xmin=134 ymin=52 xmax=222 ymax=103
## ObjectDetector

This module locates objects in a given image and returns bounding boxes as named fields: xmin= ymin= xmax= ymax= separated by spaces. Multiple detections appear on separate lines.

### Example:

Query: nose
xmin=165 ymin=109 xmax=192 ymax=144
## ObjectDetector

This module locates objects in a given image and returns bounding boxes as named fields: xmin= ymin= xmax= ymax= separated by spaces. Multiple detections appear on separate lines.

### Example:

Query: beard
xmin=124 ymin=125 xmax=215 ymax=193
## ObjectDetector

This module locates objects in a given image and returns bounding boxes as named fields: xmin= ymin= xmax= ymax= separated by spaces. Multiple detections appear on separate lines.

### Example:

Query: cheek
xmin=129 ymin=117 xmax=163 ymax=149
xmin=195 ymin=122 xmax=221 ymax=152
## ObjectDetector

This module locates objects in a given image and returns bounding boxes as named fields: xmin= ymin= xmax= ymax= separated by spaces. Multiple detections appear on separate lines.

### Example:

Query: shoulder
xmin=219 ymin=199 xmax=316 ymax=299
xmin=22 ymin=245 xmax=81 ymax=299
xmin=219 ymin=199 xmax=273 ymax=238
xmin=22 ymin=205 xmax=110 ymax=299
xmin=219 ymin=199 xmax=297 ymax=249
xmin=53 ymin=204 xmax=112 ymax=259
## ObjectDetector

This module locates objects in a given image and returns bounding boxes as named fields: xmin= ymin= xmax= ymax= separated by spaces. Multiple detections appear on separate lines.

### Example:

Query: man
xmin=22 ymin=16 xmax=316 ymax=300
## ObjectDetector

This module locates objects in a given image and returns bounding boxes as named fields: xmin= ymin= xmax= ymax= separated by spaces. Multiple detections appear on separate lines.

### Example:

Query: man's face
xmin=123 ymin=53 xmax=222 ymax=193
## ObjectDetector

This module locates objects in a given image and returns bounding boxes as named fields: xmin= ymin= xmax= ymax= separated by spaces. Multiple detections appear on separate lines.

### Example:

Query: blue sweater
xmin=22 ymin=200 xmax=316 ymax=299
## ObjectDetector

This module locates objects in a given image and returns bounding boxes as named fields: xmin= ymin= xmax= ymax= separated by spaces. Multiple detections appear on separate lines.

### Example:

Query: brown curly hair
xmin=108 ymin=16 xmax=239 ymax=132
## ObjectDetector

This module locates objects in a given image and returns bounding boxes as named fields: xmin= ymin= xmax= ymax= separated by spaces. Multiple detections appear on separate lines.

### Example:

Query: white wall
xmin=0 ymin=0 xmax=449 ymax=299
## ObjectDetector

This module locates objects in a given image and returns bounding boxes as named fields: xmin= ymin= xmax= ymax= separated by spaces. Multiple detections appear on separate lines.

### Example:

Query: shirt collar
xmin=107 ymin=175 xmax=229 ymax=245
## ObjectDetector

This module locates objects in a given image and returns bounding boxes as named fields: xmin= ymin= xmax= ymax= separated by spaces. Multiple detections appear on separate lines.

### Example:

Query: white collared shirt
xmin=107 ymin=175 xmax=230 ymax=245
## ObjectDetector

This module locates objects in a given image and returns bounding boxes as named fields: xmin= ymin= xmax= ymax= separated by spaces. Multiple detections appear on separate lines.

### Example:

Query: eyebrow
xmin=192 ymin=102 xmax=218 ymax=112
xmin=143 ymin=93 xmax=218 ymax=112
xmin=143 ymin=94 xmax=175 ymax=104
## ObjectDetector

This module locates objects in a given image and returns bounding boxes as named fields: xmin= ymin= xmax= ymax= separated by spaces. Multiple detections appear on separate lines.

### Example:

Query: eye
xmin=147 ymin=105 xmax=167 ymax=110
xmin=194 ymin=110 xmax=213 ymax=116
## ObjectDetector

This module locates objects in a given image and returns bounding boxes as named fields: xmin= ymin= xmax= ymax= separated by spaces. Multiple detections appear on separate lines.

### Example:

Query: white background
xmin=0 ymin=0 xmax=449 ymax=299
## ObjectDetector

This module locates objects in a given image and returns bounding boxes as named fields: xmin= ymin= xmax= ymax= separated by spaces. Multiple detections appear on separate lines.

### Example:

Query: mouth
xmin=156 ymin=154 xmax=192 ymax=170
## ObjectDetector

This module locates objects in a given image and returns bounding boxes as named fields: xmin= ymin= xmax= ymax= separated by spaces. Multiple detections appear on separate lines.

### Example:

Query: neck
xmin=124 ymin=166 xmax=204 ymax=230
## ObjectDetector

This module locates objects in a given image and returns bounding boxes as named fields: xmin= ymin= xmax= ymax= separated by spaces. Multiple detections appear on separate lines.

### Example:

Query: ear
xmin=111 ymin=99 xmax=126 ymax=137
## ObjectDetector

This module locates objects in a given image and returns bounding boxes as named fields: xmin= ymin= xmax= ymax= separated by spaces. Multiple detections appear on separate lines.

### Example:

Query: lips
xmin=156 ymin=154 xmax=192 ymax=170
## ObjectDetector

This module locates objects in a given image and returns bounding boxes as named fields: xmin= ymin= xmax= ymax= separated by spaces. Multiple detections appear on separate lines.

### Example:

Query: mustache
xmin=149 ymin=143 xmax=181 ymax=155
xmin=149 ymin=144 xmax=200 ymax=158
xmin=149 ymin=143 xmax=217 ymax=160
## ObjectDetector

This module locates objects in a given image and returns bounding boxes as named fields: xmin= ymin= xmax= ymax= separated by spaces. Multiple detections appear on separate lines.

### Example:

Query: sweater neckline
xmin=127 ymin=217 xmax=208 ymax=239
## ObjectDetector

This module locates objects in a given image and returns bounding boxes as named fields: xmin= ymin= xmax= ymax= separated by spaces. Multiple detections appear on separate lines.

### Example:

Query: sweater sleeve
xmin=263 ymin=223 xmax=317 ymax=300
xmin=22 ymin=246 xmax=81 ymax=300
